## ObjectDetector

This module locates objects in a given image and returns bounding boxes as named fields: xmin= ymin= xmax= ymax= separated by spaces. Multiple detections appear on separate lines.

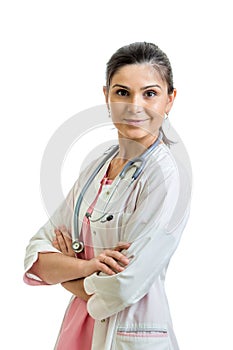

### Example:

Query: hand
xmin=53 ymin=227 xmax=131 ymax=276
xmin=87 ymin=248 xmax=130 ymax=276
xmin=53 ymin=227 xmax=76 ymax=258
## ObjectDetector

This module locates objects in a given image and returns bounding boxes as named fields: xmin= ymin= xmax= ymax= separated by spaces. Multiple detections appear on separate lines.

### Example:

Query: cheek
xmin=110 ymin=102 xmax=127 ymax=120
xmin=144 ymin=103 xmax=164 ymax=125
xmin=145 ymin=107 xmax=164 ymax=120
xmin=144 ymin=109 xmax=164 ymax=133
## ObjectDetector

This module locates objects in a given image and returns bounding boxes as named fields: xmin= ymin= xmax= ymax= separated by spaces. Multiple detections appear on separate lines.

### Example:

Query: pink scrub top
xmin=55 ymin=175 xmax=113 ymax=350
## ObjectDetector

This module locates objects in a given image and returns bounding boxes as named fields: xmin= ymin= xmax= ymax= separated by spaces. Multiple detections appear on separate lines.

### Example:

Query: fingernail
xmin=118 ymin=266 xmax=124 ymax=271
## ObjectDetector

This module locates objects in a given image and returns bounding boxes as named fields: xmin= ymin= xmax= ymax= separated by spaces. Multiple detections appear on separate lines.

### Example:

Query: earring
xmin=163 ymin=112 xmax=170 ymax=132
xmin=108 ymin=108 xmax=111 ymax=118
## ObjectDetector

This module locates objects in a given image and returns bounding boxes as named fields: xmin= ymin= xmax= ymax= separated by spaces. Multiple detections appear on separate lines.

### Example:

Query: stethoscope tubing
xmin=73 ymin=145 xmax=119 ymax=247
xmin=72 ymin=132 xmax=163 ymax=253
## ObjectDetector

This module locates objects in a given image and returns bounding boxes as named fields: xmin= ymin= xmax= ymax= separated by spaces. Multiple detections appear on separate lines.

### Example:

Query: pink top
xmin=55 ymin=175 xmax=112 ymax=350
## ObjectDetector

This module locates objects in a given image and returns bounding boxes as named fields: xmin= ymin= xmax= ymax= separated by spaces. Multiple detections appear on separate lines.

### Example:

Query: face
xmin=103 ymin=63 xmax=176 ymax=145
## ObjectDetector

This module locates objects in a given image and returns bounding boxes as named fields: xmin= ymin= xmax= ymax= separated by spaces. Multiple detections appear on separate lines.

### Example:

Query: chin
xmin=119 ymin=129 xmax=149 ymax=141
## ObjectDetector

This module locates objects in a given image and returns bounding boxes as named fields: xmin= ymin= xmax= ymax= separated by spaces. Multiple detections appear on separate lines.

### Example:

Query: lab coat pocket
xmin=115 ymin=328 xmax=169 ymax=350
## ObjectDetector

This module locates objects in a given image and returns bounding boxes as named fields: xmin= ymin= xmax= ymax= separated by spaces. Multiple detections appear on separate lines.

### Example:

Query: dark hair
xmin=106 ymin=42 xmax=175 ymax=146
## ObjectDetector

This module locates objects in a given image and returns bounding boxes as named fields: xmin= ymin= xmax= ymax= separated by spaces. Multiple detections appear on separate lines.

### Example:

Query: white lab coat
xmin=24 ymin=143 xmax=191 ymax=350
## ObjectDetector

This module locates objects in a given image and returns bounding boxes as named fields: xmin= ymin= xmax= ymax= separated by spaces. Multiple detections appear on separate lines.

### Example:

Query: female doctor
xmin=24 ymin=42 xmax=191 ymax=350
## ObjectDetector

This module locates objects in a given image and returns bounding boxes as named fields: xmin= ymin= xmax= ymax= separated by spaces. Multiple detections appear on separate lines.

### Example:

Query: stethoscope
xmin=72 ymin=131 xmax=163 ymax=253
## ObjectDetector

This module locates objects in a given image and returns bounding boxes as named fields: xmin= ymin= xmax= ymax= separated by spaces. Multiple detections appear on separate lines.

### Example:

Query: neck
xmin=117 ymin=133 xmax=159 ymax=160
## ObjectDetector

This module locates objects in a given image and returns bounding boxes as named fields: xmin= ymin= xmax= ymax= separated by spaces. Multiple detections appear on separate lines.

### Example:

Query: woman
xmin=24 ymin=42 xmax=191 ymax=349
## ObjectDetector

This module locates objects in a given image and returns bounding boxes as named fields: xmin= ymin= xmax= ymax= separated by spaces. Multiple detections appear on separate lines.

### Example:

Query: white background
xmin=1 ymin=0 xmax=233 ymax=349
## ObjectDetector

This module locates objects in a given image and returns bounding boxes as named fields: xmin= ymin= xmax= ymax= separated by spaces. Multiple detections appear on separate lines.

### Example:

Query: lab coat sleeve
xmin=84 ymin=161 xmax=191 ymax=320
xmin=23 ymin=154 xmax=108 ymax=285
xmin=23 ymin=184 xmax=75 ymax=285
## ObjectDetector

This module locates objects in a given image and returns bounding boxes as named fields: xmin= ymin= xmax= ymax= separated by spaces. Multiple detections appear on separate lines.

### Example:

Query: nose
xmin=127 ymin=94 xmax=144 ymax=114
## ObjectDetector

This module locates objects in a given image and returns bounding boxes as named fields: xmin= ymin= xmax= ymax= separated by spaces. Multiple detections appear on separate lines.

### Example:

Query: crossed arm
xmin=28 ymin=227 xmax=130 ymax=301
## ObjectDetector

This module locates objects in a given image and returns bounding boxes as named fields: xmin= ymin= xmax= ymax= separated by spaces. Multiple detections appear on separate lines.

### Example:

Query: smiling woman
xmin=104 ymin=63 xmax=176 ymax=149
xmin=24 ymin=42 xmax=191 ymax=350
xmin=104 ymin=42 xmax=176 ymax=150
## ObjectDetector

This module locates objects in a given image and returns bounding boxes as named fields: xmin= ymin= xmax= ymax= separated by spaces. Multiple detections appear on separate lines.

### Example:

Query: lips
xmin=123 ymin=118 xmax=149 ymax=126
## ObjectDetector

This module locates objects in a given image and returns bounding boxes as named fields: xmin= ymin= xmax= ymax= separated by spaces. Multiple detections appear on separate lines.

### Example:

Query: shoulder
xmin=139 ymin=142 xmax=191 ymax=205
xmin=144 ymin=143 xmax=179 ymax=186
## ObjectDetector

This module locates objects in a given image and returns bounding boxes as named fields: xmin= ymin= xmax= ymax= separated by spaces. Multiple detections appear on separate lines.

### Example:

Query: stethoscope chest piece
xmin=72 ymin=240 xmax=84 ymax=253
xmin=72 ymin=132 xmax=163 ymax=253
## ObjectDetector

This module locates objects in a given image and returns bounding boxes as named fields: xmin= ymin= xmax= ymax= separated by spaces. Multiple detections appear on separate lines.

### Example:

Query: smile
xmin=123 ymin=118 xmax=149 ymax=126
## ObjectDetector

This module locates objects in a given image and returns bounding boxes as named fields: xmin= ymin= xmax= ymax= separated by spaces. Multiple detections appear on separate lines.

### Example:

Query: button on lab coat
xmin=24 ymin=143 xmax=191 ymax=350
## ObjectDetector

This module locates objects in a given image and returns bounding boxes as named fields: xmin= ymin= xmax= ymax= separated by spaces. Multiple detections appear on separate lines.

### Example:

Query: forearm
xmin=28 ymin=252 xmax=90 ymax=285
xmin=61 ymin=278 xmax=91 ymax=301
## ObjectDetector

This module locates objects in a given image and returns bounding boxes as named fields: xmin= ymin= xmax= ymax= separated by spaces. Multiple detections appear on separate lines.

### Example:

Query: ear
xmin=103 ymin=86 xmax=109 ymax=105
xmin=165 ymin=88 xmax=177 ymax=115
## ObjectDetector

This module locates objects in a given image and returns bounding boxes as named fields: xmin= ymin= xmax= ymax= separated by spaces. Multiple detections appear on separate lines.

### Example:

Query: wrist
xmin=83 ymin=258 xmax=98 ymax=277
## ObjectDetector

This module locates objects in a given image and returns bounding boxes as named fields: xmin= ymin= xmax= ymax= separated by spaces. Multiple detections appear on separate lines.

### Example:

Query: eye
xmin=144 ymin=90 xmax=157 ymax=98
xmin=116 ymin=89 xmax=129 ymax=97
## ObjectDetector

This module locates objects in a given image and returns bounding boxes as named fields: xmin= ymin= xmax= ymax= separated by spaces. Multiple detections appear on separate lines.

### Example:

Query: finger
xmin=61 ymin=234 xmax=75 ymax=257
xmin=52 ymin=239 xmax=60 ymax=251
xmin=104 ymin=257 xmax=125 ymax=272
xmin=55 ymin=230 xmax=68 ymax=254
xmin=104 ymin=250 xmax=129 ymax=266
xmin=99 ymin=254 xmax=125 ymax=273
xmin=57 ymin=227 xmax=72 ymax=244
xmin=114 ymin=242 xmax=131 ymax=252
xmin=53 ymin=229 xmax=62 ymax=251
xmin=58 ymin=225 xmax=70 ymax=236
xmin=55 ymin=228 xmax=75 ymax=257
xmin=97 ymin=261 xmax=116 ymax=276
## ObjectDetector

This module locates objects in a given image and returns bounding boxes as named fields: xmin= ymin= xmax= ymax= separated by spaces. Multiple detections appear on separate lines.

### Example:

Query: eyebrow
xmin=111 ymin=84 xmax=162 ymax=90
